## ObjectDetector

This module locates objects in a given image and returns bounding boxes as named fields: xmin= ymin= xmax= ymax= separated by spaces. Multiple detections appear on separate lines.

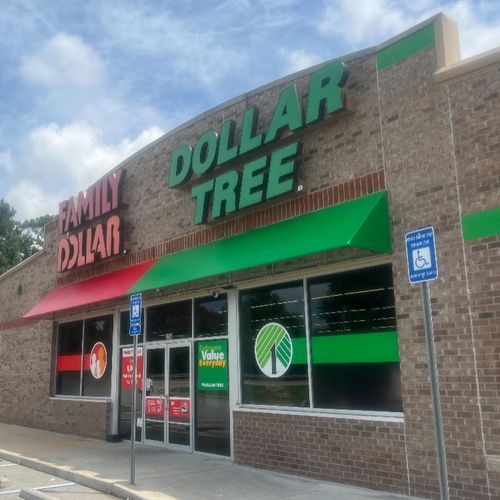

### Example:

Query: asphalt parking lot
xmin=0 ymin=458 xmax=115 ymax=499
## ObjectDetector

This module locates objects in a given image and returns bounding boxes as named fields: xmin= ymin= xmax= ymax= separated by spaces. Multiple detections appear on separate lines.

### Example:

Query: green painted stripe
xmin=312 ymin=331 xmax=399 ymax=363
xmin=129 ymin=191 xmax=391 ymax=295
xmin=292 ymin=337 xmax=307 ymax=364
xmin=291 ymin=331 xmax=399 ymax=364
xmin=462 ymin=206 xmax=500 ymax=241
xmin=377 ymin=24 xmax=435 ymax=70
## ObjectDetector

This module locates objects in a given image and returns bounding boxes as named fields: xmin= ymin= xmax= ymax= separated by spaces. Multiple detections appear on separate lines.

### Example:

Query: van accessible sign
xmin=405 ymin=227 xmax=438 ymax=284
xmin=197 ymin=340 xmax=228 ymax=391
xmin=169 ymin=61 xmax=348 ymax=224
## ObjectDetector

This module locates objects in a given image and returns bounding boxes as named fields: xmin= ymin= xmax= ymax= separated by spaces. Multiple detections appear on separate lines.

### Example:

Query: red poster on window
xmin=145 ymin=396 xmax=166 ymax=416
xmin=121 ymin=347 xmax=143 ymax=390
xmin=168 ymin=397 xmax=190 ymax=419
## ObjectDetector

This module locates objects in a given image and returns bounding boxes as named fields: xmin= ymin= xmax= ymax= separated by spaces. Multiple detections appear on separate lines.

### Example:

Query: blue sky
xmin=1 ymin=0 xmax=499 ymax=220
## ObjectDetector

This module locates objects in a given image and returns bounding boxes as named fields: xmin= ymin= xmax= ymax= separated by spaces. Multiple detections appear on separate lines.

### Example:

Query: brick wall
xmin=447 ymin=62 xmax=500 ymax=498
xmin=0 ymin=321 xmax=110 ymax=439
xmin=234 ymin=411 xmax=408 ymax=495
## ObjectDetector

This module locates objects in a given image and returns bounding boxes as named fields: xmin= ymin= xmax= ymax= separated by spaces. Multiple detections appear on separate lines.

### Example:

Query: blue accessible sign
xmin=405 ymin=227 xmax=438 ymax=284
xmin=129 ymin=293 xmax=142 ymax=336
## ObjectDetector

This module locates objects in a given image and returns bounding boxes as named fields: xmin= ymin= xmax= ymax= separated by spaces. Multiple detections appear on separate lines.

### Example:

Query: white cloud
xmin=443 ymin=1 xmax=500 ymax=57
xmin=318 ymin=0 xmax=412 ymax=45
xmin=6 ymin=181 xmax=59 ymax=219
xmin=21 ymin=33 xmax=105 ymax=87
xmin=318 ymin=0 xmax=500 ymax=58
xmin=280 ymin=49 xmax=323 ymax=74
xmin=0 ymin=150 xmax=14 ymax=176
xmin=6 ymin=122 xmax=164 ymax=219
xmin=99 ymin=3 xmax=257 ymax=89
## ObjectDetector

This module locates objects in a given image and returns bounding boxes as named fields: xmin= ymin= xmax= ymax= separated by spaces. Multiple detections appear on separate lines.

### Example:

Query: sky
xmin=1 ymin=0 xmax=499 ymax=220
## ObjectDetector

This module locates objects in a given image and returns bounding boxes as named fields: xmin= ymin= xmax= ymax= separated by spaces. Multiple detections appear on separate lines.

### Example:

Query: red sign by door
xmin=121 ymin=347 xmax=143 ymax=390
xmin=168 ymin=397 xmax=190 ymax=419
xmin=145 ymin=396 xmax=166 ymax=416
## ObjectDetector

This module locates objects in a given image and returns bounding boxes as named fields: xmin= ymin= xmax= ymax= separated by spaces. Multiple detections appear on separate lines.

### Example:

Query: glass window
xmin=194 ymin=295 xmax=228 ymax=337
xmin=195 ymin=339 xmax=230 ymax=456
xmin=82 ymin=315 xmax=113 ymax=397
xmin=239 ymin=281 xmax=309 ymax=407
xmin=147 ymin=300 xmax=192 ymax=341
xmin=308 ymin=264 xmax=402 ymax=411
xmin=55 ymin=315 xmax=113 ymax=398
xmin=56 ymin=320 xmax=83 ymax=396
xmin=238 ymin=265 xmax=403 ymax=413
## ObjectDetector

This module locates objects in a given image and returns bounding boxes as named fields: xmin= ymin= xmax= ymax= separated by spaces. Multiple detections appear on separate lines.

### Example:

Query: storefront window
xmin=239 ymin=281 xmax=309 ymax=407
xmin=82 ymin=315 xmax=113 ymax=397
xmin=194 ymin=295 xmax=228 ymax=337
xmin=193 ymin=295 xmax=230 ymax=455
xmin=55 ymin=315 xmax=113 ymax=398
xmin=195 ymin=338 xmax=230 ymax=455
xmin=238 ymin=265 xmax=403 ymax=413
xmin=147 ymin=300 xmax=192 ymax=341
xmin=55 ymin=320 xmax=83 ymax=396
xmin=308 ymin=265 xmax=402 ymax=412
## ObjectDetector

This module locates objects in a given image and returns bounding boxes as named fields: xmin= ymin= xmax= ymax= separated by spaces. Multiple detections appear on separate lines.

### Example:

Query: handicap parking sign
xmin=129 ymin=293 xmax=143 ymax=336
xmin=405 ymin=227 xmax=438 ymax=284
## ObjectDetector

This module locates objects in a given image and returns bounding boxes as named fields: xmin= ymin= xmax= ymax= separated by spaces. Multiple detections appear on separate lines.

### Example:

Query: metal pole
xmin=130 ymin=334 xmax=137 ymax=485
xmin=421 ymin=281 xmax=449 ymax=500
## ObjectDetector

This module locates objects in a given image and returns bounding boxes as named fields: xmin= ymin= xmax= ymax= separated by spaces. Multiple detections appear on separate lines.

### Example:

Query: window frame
xmin=53 ymin=309 xmax=115 ymax=400
xmin=236 ymin=259 xmax=404 ymax=418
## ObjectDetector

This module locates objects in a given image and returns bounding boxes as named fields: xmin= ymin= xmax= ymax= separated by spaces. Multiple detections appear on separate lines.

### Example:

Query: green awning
xmin=129 ymin=190 xmax=391 ymax=294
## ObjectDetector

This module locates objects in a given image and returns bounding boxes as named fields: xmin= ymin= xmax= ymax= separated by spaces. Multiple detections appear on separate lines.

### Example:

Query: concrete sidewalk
xmin=0 ymin=424 xmax=418 ymax=500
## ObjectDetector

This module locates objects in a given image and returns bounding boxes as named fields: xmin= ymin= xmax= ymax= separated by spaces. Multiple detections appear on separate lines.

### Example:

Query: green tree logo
xmin=254 ymin=322 xmax=293 ymax=378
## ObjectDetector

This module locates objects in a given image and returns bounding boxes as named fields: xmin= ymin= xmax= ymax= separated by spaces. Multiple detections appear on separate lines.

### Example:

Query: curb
xmin=0 ymin=449 xmax=145 ymax=500
xmin=20 ymin=488 xmax=57 ymax=500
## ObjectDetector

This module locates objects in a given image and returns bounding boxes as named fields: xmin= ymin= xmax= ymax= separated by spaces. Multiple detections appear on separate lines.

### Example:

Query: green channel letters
xmin=192 ymin=179 xmax=215 ymax=225
xmin=240 ymin=107 xmax=264 ymax=155
xmin=192 ymin=129 xmax=219 ymax=176
xmin=264 ymin=85 xmax=303 ymax=144
xmin=211 ymin=170 xmax=241 ymax=220
xmin=305 ymin=61 xmax=348 ymax=125
xmin=167 ymin=61 xmax=348 ymax=223
xmin=218 ymin=120 xmax=239 ymax=165
xmin=239 ymin=156 xmax=269 ymax=209
xmin=267 ymin=142 xmax=301 ymax=199
xmin=169 ymin=144 xmax=192 ymax=188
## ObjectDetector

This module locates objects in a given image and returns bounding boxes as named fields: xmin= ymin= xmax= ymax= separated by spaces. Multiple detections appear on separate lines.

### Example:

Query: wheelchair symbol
xmin=415 ymin=250 xmax=429 ymax=269
xmin=413 ymin=247 xmax=431 ymax=270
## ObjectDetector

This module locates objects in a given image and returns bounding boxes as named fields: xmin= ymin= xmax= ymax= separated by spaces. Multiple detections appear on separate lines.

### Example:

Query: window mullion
xmin=303 ymin=278 xmax=314 ymax=409
xmin=80 ymin=320 xmax=85 ymax=397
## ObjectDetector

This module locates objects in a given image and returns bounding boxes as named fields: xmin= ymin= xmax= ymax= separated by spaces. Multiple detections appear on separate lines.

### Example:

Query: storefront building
xmin=1 ymin=14 xmax=499 ymax=499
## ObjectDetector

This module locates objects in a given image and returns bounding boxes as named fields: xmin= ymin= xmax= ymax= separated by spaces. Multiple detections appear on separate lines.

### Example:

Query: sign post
xmin=405 ymin=227 xmax=448 ymax=500
xmin=129 ymin=292 xmax=142 ymax=486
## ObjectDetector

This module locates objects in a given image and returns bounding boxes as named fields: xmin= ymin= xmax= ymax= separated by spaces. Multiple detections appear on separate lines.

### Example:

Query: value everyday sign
xmin=168 ymin=61 xmax=348 ymax=224
xmin=197 ymin=339 xmax=228 ymax=391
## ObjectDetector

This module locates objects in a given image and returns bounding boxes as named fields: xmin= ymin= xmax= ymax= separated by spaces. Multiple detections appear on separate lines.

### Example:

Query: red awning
xmin=23 ymin=260 xmax=156 ymax=319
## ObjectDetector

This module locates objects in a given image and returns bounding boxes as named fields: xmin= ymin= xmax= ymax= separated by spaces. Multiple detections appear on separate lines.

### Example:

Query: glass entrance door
xmin=167 ymin=345 xmax=191 ymax=447
xmin=144 ymin=343 xmax=191 ymax=449
xmin=144 ymin=347 xmax=166 ymax=443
